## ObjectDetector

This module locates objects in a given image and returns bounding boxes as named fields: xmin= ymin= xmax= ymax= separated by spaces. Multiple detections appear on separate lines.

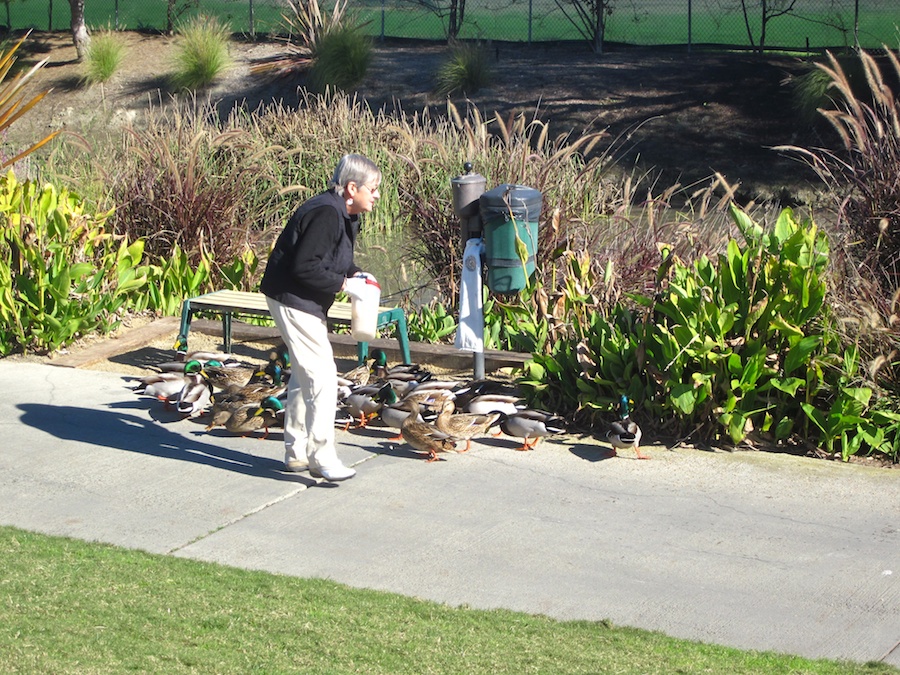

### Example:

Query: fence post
xmin=687 ymin=0 xmax=692 ymax=54
xmin=528 ymin=0 xmax=532 ymax=43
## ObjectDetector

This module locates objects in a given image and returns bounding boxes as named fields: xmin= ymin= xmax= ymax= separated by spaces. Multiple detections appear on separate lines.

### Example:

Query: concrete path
xmin=1 ymin=361 xmax=898 ymax=667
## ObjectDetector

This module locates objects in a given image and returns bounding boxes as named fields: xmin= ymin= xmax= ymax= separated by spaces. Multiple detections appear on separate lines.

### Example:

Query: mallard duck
xmin=369 ymin=348 xmax=433 ymax=395
xmin=141 ymin=375 xmax=189 ymax=401
xmin=377 ymin=387 xmax=444 ymax=440
xmin=400 ymin=399 xmax=458 ymax=462
xmin=335 ymin=408 xmax=355 ymax=428
xmin=136 ymin=359 xmax=206 ymax=403
xmin=369 ymin=348 xmax=431 ymax=378
xmin=205 ymin=376 xmax=287 ymax=431
xmin=202 ymin=359 xmax=262 ymax=391
xmin=224 ymin=395 xmax=285 ymax=439
xmin=452 ymin=379 xmax=520 ymax=410
xmin=156 ymin=351 xmax=234 ymax=373
xmin=605 ymin=395 xmax=648 ymax=459
xmin=340 ymin=357 xmax=374 ymax=387
xmin=340 ymin=381 xmax=393 ymax=428
xmin=268 ymin=343 xmax=291 ymax=370
xmin=463 ymin=392 xmax=525 ymax=416
xmin=175 ymin=371 xmax=214 ymax=417
xmin=434 ymin=397 xmax=500 ymax=452
xmin=499 ymin=409 xmax=566 ymax=451
xmin=262 ymin=344 xmax=291 ymax=384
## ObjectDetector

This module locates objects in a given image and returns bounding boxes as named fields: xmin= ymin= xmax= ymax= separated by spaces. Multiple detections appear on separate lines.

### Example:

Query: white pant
xmin=265 ymin=297 xmax=341 ymax=469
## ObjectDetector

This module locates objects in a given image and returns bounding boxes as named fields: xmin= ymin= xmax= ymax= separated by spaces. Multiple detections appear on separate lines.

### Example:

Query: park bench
xmin=176 ymin=290 xmax=411 ymax=364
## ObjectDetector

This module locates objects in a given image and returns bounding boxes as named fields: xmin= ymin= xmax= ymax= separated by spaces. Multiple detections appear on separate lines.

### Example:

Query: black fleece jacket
xmin=260 ymin=189 xmax=362 ymax=320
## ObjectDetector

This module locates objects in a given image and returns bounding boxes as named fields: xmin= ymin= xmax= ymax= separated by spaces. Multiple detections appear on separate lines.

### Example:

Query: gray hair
xmin=328 ymin=153 xmax=382 ymax=196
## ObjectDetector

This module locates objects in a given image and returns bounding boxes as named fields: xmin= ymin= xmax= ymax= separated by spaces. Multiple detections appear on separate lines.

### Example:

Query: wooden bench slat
xmin=176 ymin=290 xmax=411 ymax=364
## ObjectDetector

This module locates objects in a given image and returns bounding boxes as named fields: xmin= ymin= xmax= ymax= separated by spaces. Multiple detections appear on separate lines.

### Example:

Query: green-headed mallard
xmin=224 ymin=395 xmax=285 ymax=439
xmin=434 ymin=397 xmax=500 ymax=452
xmin=499 ymin=409 xmax=566 ymax=451
xmin=400 ymin=399 xmax=458 ymax=462
xmin=156 ymin=351 xmax=234 ymax=373
xmin=605 ymin=395 xmax=647 ymax=459
xmin=175 ymin=370 xmax=214 ymax=417
xmin=137 ymin=359 xmax=206 ymax=404
xmin=205 ymin=375 xmax=286 ymax=429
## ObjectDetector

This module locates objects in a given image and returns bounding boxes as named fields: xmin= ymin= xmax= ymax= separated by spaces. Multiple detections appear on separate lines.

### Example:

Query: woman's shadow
xmin=16 ymin=398 xmax=318 ymax=485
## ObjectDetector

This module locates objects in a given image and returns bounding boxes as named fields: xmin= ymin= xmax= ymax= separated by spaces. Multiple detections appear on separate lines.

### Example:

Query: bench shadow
xmin=16 ymin=400 xmax=317 ymax=485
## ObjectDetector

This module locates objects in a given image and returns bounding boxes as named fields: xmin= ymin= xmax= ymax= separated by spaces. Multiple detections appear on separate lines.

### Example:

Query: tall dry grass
xmin=48 ymin=87 xmax=761 ymax=316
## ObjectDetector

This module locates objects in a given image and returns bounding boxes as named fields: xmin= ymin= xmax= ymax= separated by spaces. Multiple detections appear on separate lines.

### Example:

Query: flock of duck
xmin=133 ymin=346 xmax=646 ymax=462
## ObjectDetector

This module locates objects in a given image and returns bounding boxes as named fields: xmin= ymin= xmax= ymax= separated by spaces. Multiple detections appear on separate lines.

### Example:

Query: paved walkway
xmin=1 ymin=361 xmax=898 ymax=667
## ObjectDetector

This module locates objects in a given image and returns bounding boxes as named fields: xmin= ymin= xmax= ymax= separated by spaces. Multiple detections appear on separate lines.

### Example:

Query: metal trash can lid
xmin=480 ymin=183 xmax=542 ymax=218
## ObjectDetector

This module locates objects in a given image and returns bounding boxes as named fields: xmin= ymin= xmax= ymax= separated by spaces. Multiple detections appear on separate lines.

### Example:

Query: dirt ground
xmin=10 ymin=30 xmax=820 ymax=203
xmin=12 ymin=31 xmax=891 ymax=466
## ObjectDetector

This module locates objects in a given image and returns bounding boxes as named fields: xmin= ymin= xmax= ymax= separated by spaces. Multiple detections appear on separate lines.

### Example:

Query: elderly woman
xmin=261 ymin=153 xmax=381 ymax=482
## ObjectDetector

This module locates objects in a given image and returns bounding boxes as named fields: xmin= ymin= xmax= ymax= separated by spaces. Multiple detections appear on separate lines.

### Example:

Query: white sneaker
xmin=310 ymin=464 xmax=356 ymax=481
xmin=283 ymin=459 xmax=309 ymax=472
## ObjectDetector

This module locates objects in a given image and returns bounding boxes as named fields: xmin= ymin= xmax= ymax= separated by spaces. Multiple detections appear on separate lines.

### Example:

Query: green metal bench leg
xmin=357 ymin=340 xmax=369 ymax=364
xmin=223 ymin=312 xmax=233 ymax=353
xmin=395 ymin=312 xmax=411 ymax=364
xmin=176 ymin=300 xmax=193 ymax=354
xmin=356 ymin=309 xmax=411 ymax=365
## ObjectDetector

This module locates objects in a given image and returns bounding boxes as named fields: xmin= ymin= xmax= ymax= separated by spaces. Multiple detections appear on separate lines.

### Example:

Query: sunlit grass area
xmin=1 ymin=526 xmax=896 ymax=674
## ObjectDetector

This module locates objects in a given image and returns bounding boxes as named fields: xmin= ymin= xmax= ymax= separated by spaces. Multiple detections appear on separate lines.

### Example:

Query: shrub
xmin=249 ymin=0 xmax=366 ymax=83
xmin=520 ymin=204 xmax=899 ymax=463
xmin=0 ymin=171 xmax=139 ymax=355
xmin=434 ymin=41 xmax=493 ymax=97
xmin=169 ymin=15 xmax=232 ymax=91
xmin=307 ymin=24 xmax=372 ymax=93
xmin=789 ymin=52 xmax=865 ymax=124
xmin=101 ymin=102 xmax=282 ymax=279
xmin=80 ymin=29 xmax=126 ymax=87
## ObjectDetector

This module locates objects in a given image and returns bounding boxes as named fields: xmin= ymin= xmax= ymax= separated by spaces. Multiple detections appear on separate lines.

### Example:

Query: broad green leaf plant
xmin=520 ymin=204 xmax=898 ymax=462
xmin=0 ymin=171 xmax=130 ymax=354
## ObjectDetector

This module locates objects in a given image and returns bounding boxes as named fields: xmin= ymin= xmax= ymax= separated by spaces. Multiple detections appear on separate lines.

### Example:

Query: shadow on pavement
xmin=17 ymin=401 xmax=317 ymax=486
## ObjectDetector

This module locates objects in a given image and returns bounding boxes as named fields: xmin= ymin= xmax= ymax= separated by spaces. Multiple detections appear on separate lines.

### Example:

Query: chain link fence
xmin=4 ymin=0 xmax=898 ymax=50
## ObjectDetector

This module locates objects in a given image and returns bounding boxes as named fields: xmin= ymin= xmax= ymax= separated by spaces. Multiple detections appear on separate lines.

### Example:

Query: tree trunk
xmin=69 ymin=0 xmax=90 ymax=60
xmin=448 ymin=0 xmax=459 ymax=39
xmin=167 ymin=0 xmax=175 ymax=35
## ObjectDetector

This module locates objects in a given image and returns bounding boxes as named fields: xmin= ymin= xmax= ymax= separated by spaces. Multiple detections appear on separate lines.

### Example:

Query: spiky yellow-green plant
xmin=0 ymin=31 xmax=59 ymax=169
xmin=249 ymin=0 xmax=351 ymax=79
xmin=80 ymin=29 xmax=126 ymax=87
xmin=434 ymin=41 xmax=492 ymax=97
xmin=170 ymin=15 xmax=233 ymax=91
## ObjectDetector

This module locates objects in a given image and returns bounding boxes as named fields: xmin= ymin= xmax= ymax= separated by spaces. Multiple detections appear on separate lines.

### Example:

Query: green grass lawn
xmin=1 ymin=526 xmax=896 ymax=674
xmin=9 ymin=0 xmax=897 ymax=49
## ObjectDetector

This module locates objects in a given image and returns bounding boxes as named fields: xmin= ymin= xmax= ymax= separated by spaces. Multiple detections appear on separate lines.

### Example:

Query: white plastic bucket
xmin=350 ymin=277 xmax=381 ymax=342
